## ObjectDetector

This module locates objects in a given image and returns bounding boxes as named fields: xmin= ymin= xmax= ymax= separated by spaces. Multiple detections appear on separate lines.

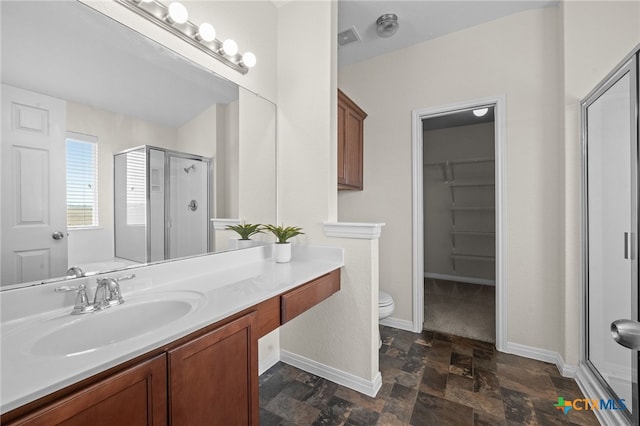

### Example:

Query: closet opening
xmin=422 ymin=106 xmax=496 ymax=343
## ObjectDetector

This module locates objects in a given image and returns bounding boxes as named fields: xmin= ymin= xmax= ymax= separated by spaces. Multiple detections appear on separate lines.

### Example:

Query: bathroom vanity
xmin=0 ymin=245 xmax=343 ymax=425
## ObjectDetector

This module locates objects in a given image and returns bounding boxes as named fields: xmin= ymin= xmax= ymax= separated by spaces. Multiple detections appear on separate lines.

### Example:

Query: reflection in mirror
xmin=1 ymin=1 xmax=276 ymax=289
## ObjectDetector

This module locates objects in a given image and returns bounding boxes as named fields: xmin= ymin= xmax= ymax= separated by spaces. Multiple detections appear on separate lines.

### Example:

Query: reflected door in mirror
xmin=1 ymin=84 xmax=68 ymax=286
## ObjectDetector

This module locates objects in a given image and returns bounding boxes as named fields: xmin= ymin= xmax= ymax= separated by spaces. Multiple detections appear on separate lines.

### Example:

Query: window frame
xmin=66 ymin=131 xmax=99 ymax=229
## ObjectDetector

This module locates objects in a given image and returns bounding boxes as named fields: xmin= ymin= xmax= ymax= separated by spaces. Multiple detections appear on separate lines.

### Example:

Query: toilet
xmin=378 ymin=290 xmax=395 ymax=348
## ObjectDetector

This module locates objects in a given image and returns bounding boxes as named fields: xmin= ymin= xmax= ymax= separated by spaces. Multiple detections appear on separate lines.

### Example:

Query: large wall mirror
xmin=1 ymin=1 xmax=277 ymax=289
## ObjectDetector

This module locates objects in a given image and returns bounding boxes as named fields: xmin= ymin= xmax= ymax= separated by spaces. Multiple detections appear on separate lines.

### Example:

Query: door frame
xmin=411 ymin=95 xmax=507 ymax=351
xmin=579 ymin=49 xmax=639 ymax=425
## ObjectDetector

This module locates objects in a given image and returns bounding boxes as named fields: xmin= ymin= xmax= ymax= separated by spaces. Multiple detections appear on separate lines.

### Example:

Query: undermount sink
xmin=30 ymin=292 xmax=203 ymax=357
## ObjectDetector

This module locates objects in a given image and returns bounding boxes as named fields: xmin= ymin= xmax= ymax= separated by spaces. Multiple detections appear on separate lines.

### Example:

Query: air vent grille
xmin=338 ymin=26 xmax=361 ymax=47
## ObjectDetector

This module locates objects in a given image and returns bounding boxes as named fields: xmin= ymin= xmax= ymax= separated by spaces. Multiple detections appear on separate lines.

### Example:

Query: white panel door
xmin=1 ymin=84 xmax=67 ymax=286
xmin=585 ymin=57 xmax=637 ymax=421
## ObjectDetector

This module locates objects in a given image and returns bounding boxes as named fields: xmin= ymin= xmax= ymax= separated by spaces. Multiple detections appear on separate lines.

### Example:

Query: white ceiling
xmin=1 ymin=1 xmax=238 ymax=129
xmin=338 ymin=0 xmax=558 ymax=68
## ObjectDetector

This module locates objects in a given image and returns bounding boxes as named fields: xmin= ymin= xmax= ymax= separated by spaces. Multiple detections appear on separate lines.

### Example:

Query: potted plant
xmin=226 ymin=223 xmax=264 ymax=249
xmin=264 ymin=224 xmax=304 ymax=263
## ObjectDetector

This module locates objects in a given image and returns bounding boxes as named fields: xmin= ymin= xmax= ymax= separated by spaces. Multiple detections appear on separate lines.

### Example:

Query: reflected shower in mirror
xmin=1 ymin=1 xmax=276 ymax=289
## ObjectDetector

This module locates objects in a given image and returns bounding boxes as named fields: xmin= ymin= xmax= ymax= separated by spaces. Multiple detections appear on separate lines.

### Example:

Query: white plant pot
xmin=274 ymin=243 xmax=291 ymax=263
xmin=236 ymin=239 xmax=253 ymax=249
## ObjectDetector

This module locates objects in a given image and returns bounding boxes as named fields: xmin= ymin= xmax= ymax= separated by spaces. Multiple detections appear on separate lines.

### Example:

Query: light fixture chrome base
xmin=115 ymin=0 xmax=249 ymax=74
xmin=376 ymin=13 xmax=399 ymax=38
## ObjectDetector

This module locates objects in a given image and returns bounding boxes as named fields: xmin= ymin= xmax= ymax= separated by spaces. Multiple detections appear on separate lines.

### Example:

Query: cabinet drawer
xmin=281 ymin=269 xmax=340 ymax=323
xmin=256 ymin=296 xmax=280 ymax=338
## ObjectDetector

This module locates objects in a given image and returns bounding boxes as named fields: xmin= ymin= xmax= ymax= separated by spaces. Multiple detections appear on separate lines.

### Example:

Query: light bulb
xmin=221 ymin=39 xmax=238 ymax=56
xmin=167 ymin=2 xmax=188 ymax=24
xmin=241 ymin=52 xmax=257 ymax=68
xmin=473 ymin=108 xmax=488 ymax=117
xmin=197 ymin=23 xmax=216 ymax=42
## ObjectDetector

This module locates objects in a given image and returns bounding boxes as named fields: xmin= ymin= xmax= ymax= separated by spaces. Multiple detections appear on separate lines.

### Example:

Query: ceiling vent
xmin=338 ymin=26 xmax=361 ymax=47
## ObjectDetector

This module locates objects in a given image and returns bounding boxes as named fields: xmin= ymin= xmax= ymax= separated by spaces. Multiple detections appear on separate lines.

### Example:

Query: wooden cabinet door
xmin=338 ymin=90 xmax=366 ymax=190
xmin=343 ymin=109 xmax=364 ymax=189
xmin=338 ymin=100 xmax=347 ymax=185
xmin=168 ymin=312 xmax=258 ymax=426
xmin=8 ymin=355 xmax=167 ymax=426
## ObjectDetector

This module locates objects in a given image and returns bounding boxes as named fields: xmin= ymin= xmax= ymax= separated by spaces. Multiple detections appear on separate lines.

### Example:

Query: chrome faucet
xmin=66 ymin=266 xmax=84 ymax=278
xmin=56 ymin=274 xmax=133 ymax=315
xmin=93 ymin=277 xmax=125 ymax=310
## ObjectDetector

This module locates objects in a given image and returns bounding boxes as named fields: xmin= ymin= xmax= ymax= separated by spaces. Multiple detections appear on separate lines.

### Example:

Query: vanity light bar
xmin=115 ymin=0 xmax=255 ymax=75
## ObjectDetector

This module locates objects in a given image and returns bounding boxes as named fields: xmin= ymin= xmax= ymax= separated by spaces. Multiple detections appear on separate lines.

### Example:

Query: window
xmin=66 ymin=132 xmax=98 ymax=228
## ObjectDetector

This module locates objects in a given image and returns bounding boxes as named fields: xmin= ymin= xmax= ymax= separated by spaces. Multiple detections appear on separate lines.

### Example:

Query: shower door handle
xmin=611 ymin=319 xmax=640 ymax=350
xmin=624 ymin=232 xmax=634 ymax=259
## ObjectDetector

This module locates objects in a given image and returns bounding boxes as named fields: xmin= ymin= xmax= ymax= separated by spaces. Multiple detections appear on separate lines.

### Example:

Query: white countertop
xmin=0 ymin=244 xmax=344 ymax=414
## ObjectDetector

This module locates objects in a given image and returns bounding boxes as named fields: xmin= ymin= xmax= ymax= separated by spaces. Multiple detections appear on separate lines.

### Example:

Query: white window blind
xmin=66 ymin=133 xmax=98 ymax=228
xmin=126 ymin=150 xmax=146 ymax=226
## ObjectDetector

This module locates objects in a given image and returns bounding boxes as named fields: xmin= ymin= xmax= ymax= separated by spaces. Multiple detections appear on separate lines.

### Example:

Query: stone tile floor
xmin=259 ymin=325 xmax=600 ymax=425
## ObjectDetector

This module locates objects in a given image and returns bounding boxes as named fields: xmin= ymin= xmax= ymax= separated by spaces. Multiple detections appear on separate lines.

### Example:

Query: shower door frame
xmin=114 ymin=145 xmax=213 ymax=263
xmin=579 ymin=47 xmax=639 ymax=425
xmin=160 ymin=148 xmax=213 ymax=260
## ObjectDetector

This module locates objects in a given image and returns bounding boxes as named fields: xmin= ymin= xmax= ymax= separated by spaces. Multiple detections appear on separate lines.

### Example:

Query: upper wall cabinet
xmin=338 ymin=89 xmax=367 ymax=190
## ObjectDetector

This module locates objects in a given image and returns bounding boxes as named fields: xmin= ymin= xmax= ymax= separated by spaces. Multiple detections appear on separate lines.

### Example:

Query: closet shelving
xmin=425 ymin=156 xmax=495 ymax=273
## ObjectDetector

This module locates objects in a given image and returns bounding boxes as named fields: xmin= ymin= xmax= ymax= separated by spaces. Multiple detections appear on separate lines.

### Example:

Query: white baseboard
xmin=280 ymin=350 xmax=382 ymax=398
xmin=259 ymin=350 xmax=280 ymax=375
xmin=424 ymin=272 xmax=495 ymax=286
xmin=504 ymin=341 xmax=578 ymax=378
xmin=381 ymin=320 xmax=580 ymax=380
xmin=379 ymin=316 xmax=416 ymax=332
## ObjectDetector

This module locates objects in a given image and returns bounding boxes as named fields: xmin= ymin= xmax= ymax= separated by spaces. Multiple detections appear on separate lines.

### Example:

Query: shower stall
xmin=114 ymin=145 xmax=211 ymax=264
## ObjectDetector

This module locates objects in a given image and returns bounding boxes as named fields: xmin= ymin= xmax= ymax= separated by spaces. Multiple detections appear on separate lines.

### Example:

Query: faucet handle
xmin=71 ymin=284 xmax=94 ymax=315
xmin=66 ymin=266 xmax=84 ymax=278
xmin=94 ymin=277 xmax=125 ymax=309
xmin=108 ymin=280 xmax=125 ymax=306
xmin=94 ymin=278 xmax=111 ymax=310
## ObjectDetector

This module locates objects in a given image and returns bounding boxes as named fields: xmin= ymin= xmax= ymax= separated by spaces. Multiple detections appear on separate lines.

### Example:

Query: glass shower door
xmin=167 ymin=154 xmax=209 ymax=259
xmin=584 ymin=55 xmax=638 ymax=422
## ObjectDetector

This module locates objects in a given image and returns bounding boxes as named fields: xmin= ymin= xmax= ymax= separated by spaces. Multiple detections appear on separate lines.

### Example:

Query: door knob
xmin=611 ymin=319 xmax=640 ymax=350
xmin=52 ymin=231 xmax=65 ymax=240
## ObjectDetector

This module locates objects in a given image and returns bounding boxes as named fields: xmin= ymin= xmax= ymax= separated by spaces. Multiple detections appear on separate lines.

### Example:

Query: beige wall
xmin=561 ymin=1 xmax=640 ymax=365
xmin=176 ymin=103 xmax=219 ymax=158
xmin=239 ymin=89 xmax=277 ymax=225
xmin=339 ymin=1 xmax=640 ymax=365
xmin=339 ymin=7 xmax=566 ymax=352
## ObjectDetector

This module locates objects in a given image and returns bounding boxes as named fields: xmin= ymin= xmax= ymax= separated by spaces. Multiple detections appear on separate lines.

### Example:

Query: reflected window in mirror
xmin=66 ymin=132 xmax=98 ymax=229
